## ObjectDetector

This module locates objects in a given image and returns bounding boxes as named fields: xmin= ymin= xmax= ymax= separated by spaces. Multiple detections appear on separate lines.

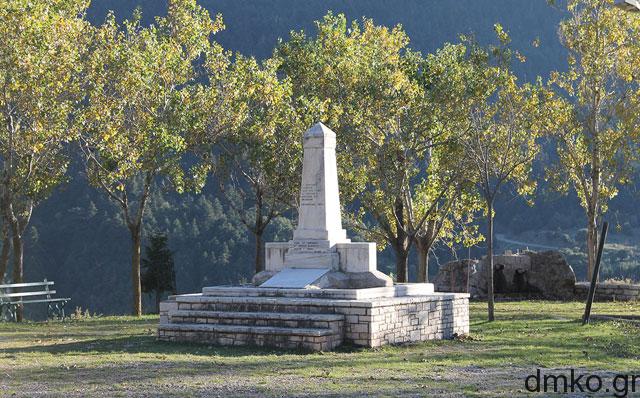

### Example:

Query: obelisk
xmin=284 ymin=123 xmax=349 ymax=268
xmin=292 ymin=122 xmax=349 ymax=244
xmin=258 ymin=122 xmax=392 ymax=289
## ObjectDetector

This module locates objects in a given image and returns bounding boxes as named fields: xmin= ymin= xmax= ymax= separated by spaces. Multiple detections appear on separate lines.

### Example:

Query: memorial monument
xmin=253 ymin=122 xmax=392 ymax=290
xmin=158 ymin=123 xmax=469 ymax=351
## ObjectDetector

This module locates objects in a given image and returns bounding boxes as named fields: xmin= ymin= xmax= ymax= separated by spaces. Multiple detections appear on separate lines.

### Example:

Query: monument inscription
xmin=292 ymin=240 xmax=323 ymax=252
xmin=300 ymin=183 xmax=318 ymax=205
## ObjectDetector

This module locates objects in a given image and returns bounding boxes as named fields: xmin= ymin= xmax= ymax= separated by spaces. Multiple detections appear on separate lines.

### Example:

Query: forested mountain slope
xmin=15 ymin=0 xmax=639 ymax=315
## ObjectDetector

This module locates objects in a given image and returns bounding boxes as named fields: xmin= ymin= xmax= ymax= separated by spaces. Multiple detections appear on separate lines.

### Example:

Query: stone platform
xmin=158 ymin=285 xmax=469 ymax=351
xmin=157 ymin=124 xmax=469 ymax=351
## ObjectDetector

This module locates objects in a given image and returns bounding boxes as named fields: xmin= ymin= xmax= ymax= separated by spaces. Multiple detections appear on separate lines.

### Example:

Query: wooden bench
xmin=0 ymin=279 xmax=70 ymax=321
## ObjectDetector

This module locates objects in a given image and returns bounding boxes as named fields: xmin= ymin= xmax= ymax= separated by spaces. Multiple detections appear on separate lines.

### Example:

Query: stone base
xmin=265 ymin=241 xmax=379 ymax=274
xmin=158 ymin=285 xmax=469 ymax=351
xmin=202 ymin=283 xmax=434 ymax=299
xmin=313 ymin=270 xmax=393 ymax=289
xmin=252 ymin=271 xmax=276 ymax=286
xmin=255 ymin=269 xmax=393 ymax=289
xmin=159 ymin=320 xmax=343 ymax=351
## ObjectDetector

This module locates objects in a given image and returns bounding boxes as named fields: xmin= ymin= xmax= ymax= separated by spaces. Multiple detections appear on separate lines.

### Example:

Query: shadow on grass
xmin=3 ymin=306 xmax=638 ymax=372
xmin=4 ymin=302 xmax=639 ymax=397
xmin=2 ymin=318 xmax=639 ymax=398
xmin=3 ymin=332 xmax=634 ymax=396
xmin=0 ymin=334 xmax=319 ymax=357
xmin=0 ymin=334 xmax=379 ymax=362
xmin=470 ymin=320 xmax=492 ymax=327
xmin=3 ymin=317 xmax=636 ymax=364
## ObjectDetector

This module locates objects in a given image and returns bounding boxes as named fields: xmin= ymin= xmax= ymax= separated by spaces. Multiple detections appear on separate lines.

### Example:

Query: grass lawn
xmin=1 ymin=301 xmax=639 ymax=397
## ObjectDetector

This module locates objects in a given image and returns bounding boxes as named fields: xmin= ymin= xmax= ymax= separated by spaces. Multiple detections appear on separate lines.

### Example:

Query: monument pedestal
xmin=158 ymin=123 xmax=470 ymax=351
xmin=159 ymin=286 xmax=469 ymax=351
xmin=254 ymin=240 xmax=392 ymax=289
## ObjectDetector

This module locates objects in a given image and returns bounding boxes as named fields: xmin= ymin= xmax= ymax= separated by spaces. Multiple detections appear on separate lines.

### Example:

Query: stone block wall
xmin=158 ymin=324 xmax=342 ymax=352
xmin=575 ymin=282 xmax=640 ymax=301
xmin=159 ymin=299 xmax=177 ymax=324
xmin=335 ymin=295 xmax=469 ymax=346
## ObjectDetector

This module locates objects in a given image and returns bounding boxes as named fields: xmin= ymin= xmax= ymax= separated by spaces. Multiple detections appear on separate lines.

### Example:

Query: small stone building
xmin=433 ymin=250 xmax=576 ymax=300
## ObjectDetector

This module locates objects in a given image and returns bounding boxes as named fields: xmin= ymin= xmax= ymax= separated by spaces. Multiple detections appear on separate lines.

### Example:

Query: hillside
xmin=12 ymin=0 xmax=640 ymax=315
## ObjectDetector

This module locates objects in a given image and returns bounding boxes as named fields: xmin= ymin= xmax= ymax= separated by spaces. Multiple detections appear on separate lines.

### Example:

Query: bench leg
xmin=47 ymin=302 xmax=68 ymax=320
xmin=59 ymin=302 xmax=66 ymax=320
xmin=1 ymin=304 xmax=17 ymax=322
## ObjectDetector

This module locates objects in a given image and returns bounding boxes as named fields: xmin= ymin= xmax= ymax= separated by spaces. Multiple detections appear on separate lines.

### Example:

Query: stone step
xmin=168 ymin=310 xmax=344 ymax=331
xmin=174 ymin=294 xmax=357 ymax=314
xmin=201 ymin=284 xmax=434 ymax=299
xmin=158 ymin=322 xmax=341 ymax=351
xmin=171 ymin=293 xmax=458 ymax=315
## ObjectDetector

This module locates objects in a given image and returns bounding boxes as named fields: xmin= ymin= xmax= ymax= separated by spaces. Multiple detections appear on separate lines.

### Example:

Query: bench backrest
xmin=0 ymin=279 xmax=55 ymax=303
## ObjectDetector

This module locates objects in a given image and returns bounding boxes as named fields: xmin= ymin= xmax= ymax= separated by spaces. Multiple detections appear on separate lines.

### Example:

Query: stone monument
xmin=253 ymin=122 xmax=392 ymax=289
xmin=158 ymin=123 xmax=469 ymax=351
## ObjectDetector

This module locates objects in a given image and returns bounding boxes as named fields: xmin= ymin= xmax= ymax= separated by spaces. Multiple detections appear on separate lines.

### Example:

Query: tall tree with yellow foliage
xmin=79 ymin=0 xmax=228 ymax=316
xmin=0 ymin=0 xmax=89 ymax=319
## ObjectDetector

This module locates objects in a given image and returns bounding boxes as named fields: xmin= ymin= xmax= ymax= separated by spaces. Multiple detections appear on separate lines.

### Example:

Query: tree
xmin=0 ymin=222 xmax=10 ymax=282
xmin=79 ymin=0 xmax=226 ymax=316
xmin=0 ymin=0 xmax=89 ymax=318
xmin=549 ymin=0 xmax=640 ymax=281
xmin=141 ymin=233 xmax=176 ymax=313
xmin=213 ymin=56 xmax=303 ymax=274
xmin=411 ymin=180 xmax=482 ymax=283
xmin=458 ymin=27 xmax=557 ymax=321
xmin=410 ymin=44 xmax=486 ymax=283
xmin=276 ymin=13 xmax=448 ymax=282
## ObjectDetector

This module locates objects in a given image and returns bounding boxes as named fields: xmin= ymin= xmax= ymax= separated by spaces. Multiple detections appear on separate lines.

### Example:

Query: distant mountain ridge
xmin=87 ymin=0 xmax=567 ymax=79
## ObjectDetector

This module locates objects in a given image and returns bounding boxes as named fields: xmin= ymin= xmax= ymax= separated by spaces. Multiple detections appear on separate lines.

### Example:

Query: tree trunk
xmin=254 ymin=193 xmax=265 ymax=274
xmin=171 ymin=266 xmax=177 ymax=295
xmin=155 ymin=290 xmax=161 ymax=314
xmin=394 ymin=242 xmax=410 ymax=283
xmin=3 ymin=199 xmax=32 ymax=322
xmin=588 ymin=95 xmax=601 ymax=283
xmin=393 ymin=197 xmax=410 ymax=283
xmin=126 ymin=173 xmax=152 ymax=317
xmin=255 ymin=232 xmax=265 ymax=274
xmin=586 ymin=211 xmax=597 ymax=282
xmin=0 ymin=222 xmax=10 ymax=282
xmin=416 ymin=237 xmax=430 ymax=283
xmin=130 ymin=224 xmax=142 ymax=316
xmin=486 ymin=199 xmax=495 ymax=322
xmin=11 ymin=229 xmax=24 ymax=322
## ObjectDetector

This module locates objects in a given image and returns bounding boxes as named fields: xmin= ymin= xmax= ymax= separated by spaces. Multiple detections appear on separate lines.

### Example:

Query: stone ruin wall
xmin=433 ymin=250 xmax=577 ymax=300
xmin=574 ymin=282 xmax=640 ymax=302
